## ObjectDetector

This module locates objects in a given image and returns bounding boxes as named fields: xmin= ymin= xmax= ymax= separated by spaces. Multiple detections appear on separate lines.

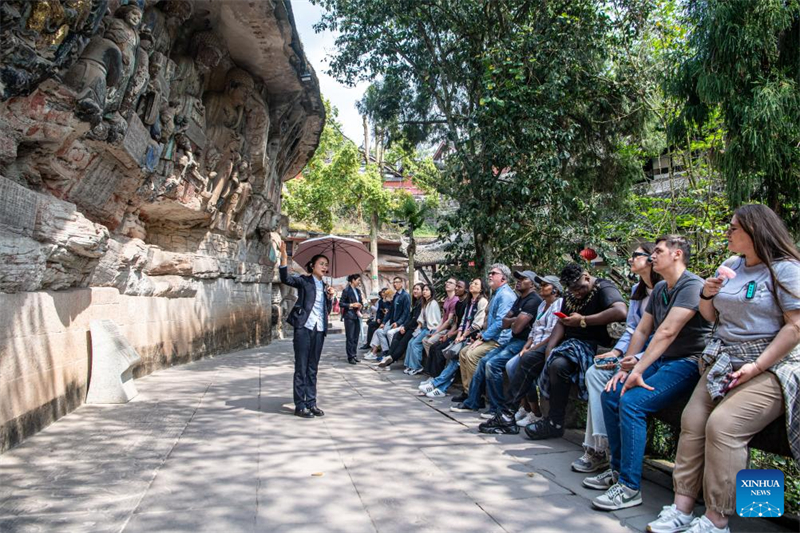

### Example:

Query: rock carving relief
xmin=0 ymin=0 xmax=324 ymax=296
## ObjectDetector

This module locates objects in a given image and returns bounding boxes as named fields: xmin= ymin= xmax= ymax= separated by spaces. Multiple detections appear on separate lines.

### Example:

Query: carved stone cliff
xmin=0 ymin=0 xmax=324 ymax=452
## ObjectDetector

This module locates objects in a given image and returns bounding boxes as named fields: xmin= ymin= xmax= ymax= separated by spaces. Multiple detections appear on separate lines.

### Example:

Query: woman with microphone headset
xmin=279 ymin=241 xmax=335 ymax=419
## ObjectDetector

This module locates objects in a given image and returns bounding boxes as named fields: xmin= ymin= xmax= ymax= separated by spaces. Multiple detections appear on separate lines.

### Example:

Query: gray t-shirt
xmin=645 ymin=270 xmax=712 ymax=359
xmin=714 ymin=256 xmax=800 ymax=344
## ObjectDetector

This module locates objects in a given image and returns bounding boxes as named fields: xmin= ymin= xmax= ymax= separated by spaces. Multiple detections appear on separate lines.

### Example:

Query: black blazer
xmin=280 ymin=266 xmax=333 ymax=334
xmin=339 ymin=285 xmax=363 ymax=321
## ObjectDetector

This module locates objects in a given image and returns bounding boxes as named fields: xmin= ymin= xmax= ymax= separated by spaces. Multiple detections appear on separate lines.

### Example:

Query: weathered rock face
xmin=0 ymin=0 xmax=323 ymax=452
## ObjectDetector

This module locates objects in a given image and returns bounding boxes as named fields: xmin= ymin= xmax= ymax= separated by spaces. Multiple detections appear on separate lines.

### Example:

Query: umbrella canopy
xmin=291 ymin=235 xmax=374 ymax=278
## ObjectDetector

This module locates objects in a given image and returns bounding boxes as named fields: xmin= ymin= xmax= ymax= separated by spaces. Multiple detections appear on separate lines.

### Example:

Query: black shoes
xmin=295 ymin=406 xmax=325 ymax=418
xmin=478 ymin=411 xmax=519 ymax=434
xmin=348 ymin=358 xmax=358 ymax=364
xmin=451 ymin=392 xmax=468 ymax=403
xmin=524 ymin=418 xmax=564 ymax=440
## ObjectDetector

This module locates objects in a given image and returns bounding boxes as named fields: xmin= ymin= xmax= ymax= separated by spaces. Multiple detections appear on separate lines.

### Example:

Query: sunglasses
xmin=631 ymin=252 xmax=649 ymax=259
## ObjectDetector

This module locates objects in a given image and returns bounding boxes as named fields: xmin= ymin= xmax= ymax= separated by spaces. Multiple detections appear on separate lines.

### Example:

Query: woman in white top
xmin=506 ymin=275 xmax=564 ymax=425
xmin=404 ymin=284 xmax=441 ymax=374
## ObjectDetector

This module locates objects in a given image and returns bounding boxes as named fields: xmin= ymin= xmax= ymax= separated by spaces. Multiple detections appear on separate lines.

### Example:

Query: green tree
xmin=672 ymin=0 xmax=800 ymax=229
xmin=283 ymin=100 xmax=394 ymax=234
xmin=314 ymin=0 xmax=654 ymax=272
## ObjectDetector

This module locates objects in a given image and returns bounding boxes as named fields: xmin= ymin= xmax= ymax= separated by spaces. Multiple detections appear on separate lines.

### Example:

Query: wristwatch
xmin=580 ymin=316 xmax=587 ymax=328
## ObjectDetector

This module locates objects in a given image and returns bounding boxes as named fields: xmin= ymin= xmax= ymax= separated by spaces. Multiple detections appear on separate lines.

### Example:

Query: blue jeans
xmin=404 ymin=328 xmax=429 ymax=370
xmin=484 ymin=339 xmax=527 ymax=412
xmin=431 ymin=359 xmax=459 ymax=392
xmin=602 ymin=357 xmax=699 ymax=490
xmin=464 ymin=339 xmax=526 ymax=411
xmin=505 ymin=353 xmax=521 ymax=381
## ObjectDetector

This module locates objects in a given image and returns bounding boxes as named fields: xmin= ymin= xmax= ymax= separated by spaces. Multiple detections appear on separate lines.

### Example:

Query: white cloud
xmin=291 ymin=0 xmax=369 ymax=147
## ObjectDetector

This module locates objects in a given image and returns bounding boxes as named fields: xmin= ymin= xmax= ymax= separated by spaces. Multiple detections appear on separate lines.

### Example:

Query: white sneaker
xmin=364 ymin=352 xmax=379 ymax=360
xmin=684 ymin=516 xmax=729 ymax=533
xmin=516 ymin=411 xmax=542 ymax=427
xmin=582 ymin=468 xmax=618 ymax=490
xmin=571 ymin=447 xmax=609 ymax=473
xmin=419 ymin=382 xmax=435 ymax=394
xmin=647 ymin=504 xmax=694 ymax=533
xmin=480 ymin=409 xmax=495 ymax=419
xmin=426 ymin=388 xmax=446 ymax=398
xmin=377 ymin=356 xmax=393 ymax=368
xmin=403 ymin=367 xmax=411 ymax=374
xmin=409 ymin=368 xmax=423 ymax=376
xmin=419 ymin=378 xmax=433 ymax=387
xmin=591 ymin=482 xmax=642 ymax=511
xmin=514 ymin=407 xmax=530 ymax=422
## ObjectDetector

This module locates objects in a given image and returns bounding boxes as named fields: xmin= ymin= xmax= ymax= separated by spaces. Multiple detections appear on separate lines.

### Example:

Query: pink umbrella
xmin=291 ymin=235 xmax=374 ymax=278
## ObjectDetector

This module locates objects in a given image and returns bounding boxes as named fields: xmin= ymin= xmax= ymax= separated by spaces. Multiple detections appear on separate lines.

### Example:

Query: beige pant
xmin=673 ymin=368 xmax=784 ymax=516
xmin=458 ymin=340 xmax=499 ymax=394
xmin=422 ymin=331 xmax=445 ymax=355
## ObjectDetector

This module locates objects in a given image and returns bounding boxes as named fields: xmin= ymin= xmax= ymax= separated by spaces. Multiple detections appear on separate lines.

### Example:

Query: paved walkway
xmin=0 ymin=335 xmax=790 ymax=532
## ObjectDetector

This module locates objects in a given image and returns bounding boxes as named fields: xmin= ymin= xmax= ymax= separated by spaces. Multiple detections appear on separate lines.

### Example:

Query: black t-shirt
xmin=510 ymin=291 xmax=544 ymax=340
xmin=563 ymin=278 xmax=624 ymax=346
xmin=645 ymin=271 xmax=712 ymax=359
xmin=454 ymin=298 xmax=467 ymax=327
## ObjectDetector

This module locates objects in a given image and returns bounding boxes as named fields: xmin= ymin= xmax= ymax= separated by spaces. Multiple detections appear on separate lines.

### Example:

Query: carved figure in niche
xmin=139 ymin=0 xmax=192 ymax=56
xmin=203 ymin=67 xmax=255 ymax=215
xmin=169 ymin=30 xmax=225 ymax=153
xmin=137 ymin=51 xmax=175 ymax=139
xmin=102 ymin=4 xmax=142 ymax=113
xmin=62 ymin=31 xmax=123 ymax=122
xmin=1 ymin=0 xmax=107 ymax=100
xmin=62 ymin=3 xmax=141 ymax=124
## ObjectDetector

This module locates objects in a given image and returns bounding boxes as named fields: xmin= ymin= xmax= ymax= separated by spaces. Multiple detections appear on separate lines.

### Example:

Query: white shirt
xmin=305 ymin=277 xmax=326 ymax=331
xmin=528 ymin=298 xmax=563 ymax=345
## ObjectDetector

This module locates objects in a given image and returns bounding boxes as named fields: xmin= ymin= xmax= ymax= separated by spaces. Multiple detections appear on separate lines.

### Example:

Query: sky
xmin=291 ymin=0 xmax=369 ymax=146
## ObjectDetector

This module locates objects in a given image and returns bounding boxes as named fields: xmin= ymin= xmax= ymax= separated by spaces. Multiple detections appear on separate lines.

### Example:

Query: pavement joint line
xmin=475 ymin=501 xmax=512 ymax=533
xmin=118 ymin=366 xmax=221 ymax=531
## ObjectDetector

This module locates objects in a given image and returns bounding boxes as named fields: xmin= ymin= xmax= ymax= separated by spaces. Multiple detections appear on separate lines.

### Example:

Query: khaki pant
xmin=673 ymin=368 xmax=784 ymax=516
xmin=458 ymin=340 xmax=499 ymax=394
xmin=422 ymin=331 xmax=445 ymax=356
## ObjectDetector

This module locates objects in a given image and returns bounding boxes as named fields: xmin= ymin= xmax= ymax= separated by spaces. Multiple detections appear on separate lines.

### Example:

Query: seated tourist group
xmin=359 ymin=204 xmax=800 ymax=533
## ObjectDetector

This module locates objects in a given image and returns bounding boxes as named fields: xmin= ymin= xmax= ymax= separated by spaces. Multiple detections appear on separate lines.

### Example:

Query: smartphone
xmin=554 ymin=311 xmax=568 ymax=319
xmin=594 ymin=356 xmax=619 ymax=367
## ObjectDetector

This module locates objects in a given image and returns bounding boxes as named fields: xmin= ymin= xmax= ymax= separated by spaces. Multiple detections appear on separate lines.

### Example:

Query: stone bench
xmin=650 ymin=390 xmax=792 ymax=458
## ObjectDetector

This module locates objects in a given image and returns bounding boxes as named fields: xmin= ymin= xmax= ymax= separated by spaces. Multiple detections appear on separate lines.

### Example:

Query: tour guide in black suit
xmin=279 ymin=241 xmax=334 ymax=419
xmin=339 ymin=274 xmax=364 ymax=364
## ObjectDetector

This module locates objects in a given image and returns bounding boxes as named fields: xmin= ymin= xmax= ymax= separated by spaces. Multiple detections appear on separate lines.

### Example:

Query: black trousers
xmin=293 ymin=327 xmax=325 ymax=410
xmin=344 ymin=317 xmax=360 ymax=361
xmin=424 ymin=337 xmax=452 ymax=377
xmin=546 ymin=355 xmax=582 ymax=426
xmin=364 ymin=320 xmax=380 ymax=347
xmin=387 ymin=329 xmax=415 ymax=360
xmin=505 ymin=344 xmax=548 ymax=412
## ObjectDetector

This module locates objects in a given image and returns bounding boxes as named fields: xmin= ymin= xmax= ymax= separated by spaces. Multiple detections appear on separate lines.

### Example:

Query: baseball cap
xmin=513 ymin=270 xmax=538 ymax=284
xmin=534 ymin=275 xmax=564 ymax=294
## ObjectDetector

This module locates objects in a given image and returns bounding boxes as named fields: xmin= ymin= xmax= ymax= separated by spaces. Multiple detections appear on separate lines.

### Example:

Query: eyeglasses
xmin=488 ymin=271 xmax=502 ymax=277
xmin=631 ymin=252 xmax=649 ymax=259
xmin=725 ymin=226 xmax=740 ymax=236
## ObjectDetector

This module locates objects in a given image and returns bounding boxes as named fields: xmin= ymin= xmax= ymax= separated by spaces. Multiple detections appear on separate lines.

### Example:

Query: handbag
xmin=444 ymin=341 xmax=465 ymax=361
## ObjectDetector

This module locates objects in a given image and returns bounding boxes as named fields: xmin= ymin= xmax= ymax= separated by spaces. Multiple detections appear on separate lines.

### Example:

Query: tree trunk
xmin=474 ymin=227 xmax=493 ymax=276
xmin=370 ymin=210 xmax=379 ymax=292
xmin=407 ymin=231 xmax=416 ymax=284
xmin=362 ymin=115 xmax=370 ymax=164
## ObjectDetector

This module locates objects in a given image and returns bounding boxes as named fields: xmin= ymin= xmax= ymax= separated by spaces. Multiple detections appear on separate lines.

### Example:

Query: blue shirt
xmin=305 ymin=277 xmax=325 ymax=331
xmin=614 ymin=283 xmax=652 ymax=357
xmin=483 ymin=283 xmax=517 ymax=344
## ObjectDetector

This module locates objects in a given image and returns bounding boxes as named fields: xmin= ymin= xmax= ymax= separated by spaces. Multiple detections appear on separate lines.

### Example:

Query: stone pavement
xmin=0 ymin=335 xmax=790 ymax=533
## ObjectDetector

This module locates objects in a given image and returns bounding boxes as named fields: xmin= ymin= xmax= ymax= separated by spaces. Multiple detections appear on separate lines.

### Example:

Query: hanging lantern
xmin=580 ymin=247 xmax=598 ymax=261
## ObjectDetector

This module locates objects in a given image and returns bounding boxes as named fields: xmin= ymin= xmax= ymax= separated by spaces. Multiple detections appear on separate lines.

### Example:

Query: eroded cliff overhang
xmin=0 ymin=0 xmax=324 ymax=295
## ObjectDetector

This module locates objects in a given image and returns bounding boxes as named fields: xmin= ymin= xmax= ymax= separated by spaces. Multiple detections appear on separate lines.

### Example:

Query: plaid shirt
xmin=703 ymin=337 xmax=800 ymax=462
xmin=538 ymin=338 xmax=598 ymax=401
